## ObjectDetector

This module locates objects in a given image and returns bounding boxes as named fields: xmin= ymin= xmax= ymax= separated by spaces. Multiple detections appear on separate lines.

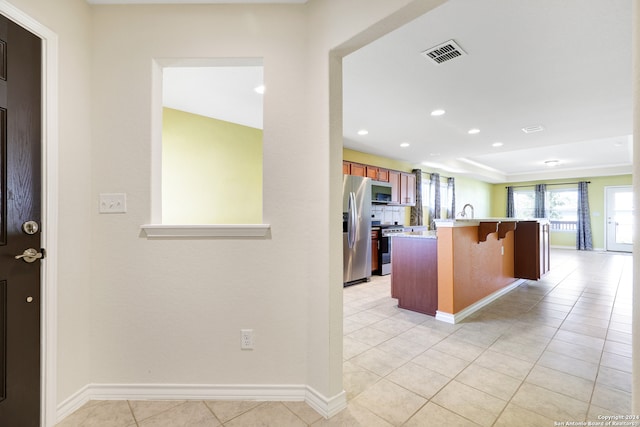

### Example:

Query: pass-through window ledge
xmin=140 ymin=224 xmax=271 ymax=239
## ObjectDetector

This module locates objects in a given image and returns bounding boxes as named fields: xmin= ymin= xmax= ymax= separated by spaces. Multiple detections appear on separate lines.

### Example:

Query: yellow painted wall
xmin=162 ymin=107 xmax=263 ymax=224
xmin=490 ymin=175 xmax=632 ymax=249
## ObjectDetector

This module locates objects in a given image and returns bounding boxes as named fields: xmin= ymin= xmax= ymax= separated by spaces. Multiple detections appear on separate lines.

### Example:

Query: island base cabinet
xmin=514 ymin=220 xmax=550 ymax=280
xmin=391 ymin=237 xmax=438 ymax=316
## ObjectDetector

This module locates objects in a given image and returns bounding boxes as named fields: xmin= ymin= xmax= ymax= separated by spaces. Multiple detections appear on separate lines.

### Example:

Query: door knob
xmin=15 ymin=248 xmax=43 ymax=263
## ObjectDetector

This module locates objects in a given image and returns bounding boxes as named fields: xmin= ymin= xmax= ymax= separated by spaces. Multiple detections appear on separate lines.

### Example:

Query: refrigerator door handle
xmin=348 ymin=192 xmax=357 ymax=248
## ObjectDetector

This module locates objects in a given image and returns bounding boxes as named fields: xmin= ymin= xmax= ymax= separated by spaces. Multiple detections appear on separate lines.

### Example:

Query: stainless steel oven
xmin=379 ymin=225 xmax=404 ymax=275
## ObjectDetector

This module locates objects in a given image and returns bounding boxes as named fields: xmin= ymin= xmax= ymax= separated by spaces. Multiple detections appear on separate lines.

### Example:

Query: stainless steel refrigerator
xmin=343 ymin=175 xmax=371 ymax=286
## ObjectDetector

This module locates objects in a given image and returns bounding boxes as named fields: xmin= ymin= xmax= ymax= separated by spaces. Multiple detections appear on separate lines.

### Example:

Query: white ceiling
xmin=105 ymin=0 xmax=632 ymax=184
xmin=343 ymin=0 xmax=633 ymax=183
xmin=163 ymin=66 xmax=264 ymax=129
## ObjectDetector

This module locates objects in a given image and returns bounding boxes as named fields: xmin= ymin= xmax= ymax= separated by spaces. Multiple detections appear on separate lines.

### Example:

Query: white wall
xmin=87 ymin=0 xmax=450 ymax=404
xmin=5 ymin=0 xmax=446 ymax=418
xmin=9 ymin=0 xmax=640 ymax=419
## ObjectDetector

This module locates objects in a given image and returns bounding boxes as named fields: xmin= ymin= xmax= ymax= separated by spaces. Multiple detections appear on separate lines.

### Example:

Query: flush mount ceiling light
xmin=357 ymin=129 xmax=369 ymax=136
xmin=468 ymin=128 xmax=480 ymax=135
xmin=492 ymin=142 xmax=503 ymax=147
xmin=522 ymin=125 xmax=545 ymax=134
xmin=254 ymin=85 xmax=265 ymax=94
xmin=544 ymin=159 xmax=560 ymax=167
xmin=430 ymin=109 xmax=446 ymax=116
xmin=400 ymin=142 xmax=410 ymax=148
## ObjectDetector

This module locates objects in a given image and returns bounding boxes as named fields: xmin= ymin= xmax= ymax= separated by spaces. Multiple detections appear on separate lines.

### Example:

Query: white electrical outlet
xmin=99 ymin=193 xmax=127 ymax=214
xmin=241 ymin=329 xmax=254 ymax=350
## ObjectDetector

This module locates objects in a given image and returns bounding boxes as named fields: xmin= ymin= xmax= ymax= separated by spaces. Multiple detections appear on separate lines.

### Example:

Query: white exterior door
xmin=605 ymin=186 xmax=633 ymax=252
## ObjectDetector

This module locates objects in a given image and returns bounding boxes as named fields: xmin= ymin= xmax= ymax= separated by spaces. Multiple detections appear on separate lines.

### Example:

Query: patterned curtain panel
xmin=447 ymin=177 xmax=456 ymax=219
xmin=428 ymin=173 xmax=441 ymax=229
xmin=506 ymin=186 xmax=515 ymax=217
xmin=410 ymin=169 xmax=423 ymax=226
xmin=534 ymin=184 xmax=546 ymax=218
xmin=577 ymin=181 xmax=593 ymax=250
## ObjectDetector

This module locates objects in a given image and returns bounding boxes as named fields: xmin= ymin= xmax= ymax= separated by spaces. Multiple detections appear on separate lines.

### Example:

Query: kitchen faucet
xmin=459 ymin=203 xmax=474 ymax=219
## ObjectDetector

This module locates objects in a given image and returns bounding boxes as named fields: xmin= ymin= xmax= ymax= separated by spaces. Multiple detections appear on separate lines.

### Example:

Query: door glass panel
xmin=614 ymin=192 xmax=633 ymax=244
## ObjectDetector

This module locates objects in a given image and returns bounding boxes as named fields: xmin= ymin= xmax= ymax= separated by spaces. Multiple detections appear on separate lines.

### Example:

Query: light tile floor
xmin=57 ymin=249 xmax=632 ymax=426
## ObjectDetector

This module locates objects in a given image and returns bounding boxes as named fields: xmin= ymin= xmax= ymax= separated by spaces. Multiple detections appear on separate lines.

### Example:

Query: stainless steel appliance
xmin=379 ymin=224 xmax=405 ymax=275
xmin=343 ymin=175 xmax=371 ymax=286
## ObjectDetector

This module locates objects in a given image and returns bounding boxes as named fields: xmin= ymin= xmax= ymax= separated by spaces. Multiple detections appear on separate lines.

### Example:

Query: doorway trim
xmin=0 ymin=2 xmax=58 ymax=426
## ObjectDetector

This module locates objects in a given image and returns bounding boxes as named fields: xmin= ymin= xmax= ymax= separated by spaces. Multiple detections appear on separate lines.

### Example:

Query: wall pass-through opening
xmin=158 ymin=59 xmax=264 ymax=225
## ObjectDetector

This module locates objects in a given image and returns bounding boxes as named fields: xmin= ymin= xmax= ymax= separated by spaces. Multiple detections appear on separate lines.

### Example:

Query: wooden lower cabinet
xmin=391 ymin=236 xmax=438 ymax=316
xmin=514 ymin=220 xmax=550 ymax=280
xmin=371 ymin=228 xmax=380 ymax=273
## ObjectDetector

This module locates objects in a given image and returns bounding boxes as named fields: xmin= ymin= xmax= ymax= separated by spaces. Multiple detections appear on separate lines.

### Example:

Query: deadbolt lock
xmin=22 ymin=221 xmax=39 ymax=235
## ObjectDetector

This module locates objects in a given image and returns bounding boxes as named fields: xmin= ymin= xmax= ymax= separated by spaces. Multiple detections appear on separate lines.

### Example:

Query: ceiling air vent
xmin=422 ymin=40 xmax=467 ymax=65
xmin=522 ymin=125 xmax=545 ymax=134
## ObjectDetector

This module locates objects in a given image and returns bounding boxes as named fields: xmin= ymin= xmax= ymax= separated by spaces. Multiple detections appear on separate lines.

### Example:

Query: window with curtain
xmin=424 ymin=173 xmax=455 ymax=227
xmin=512 ymin=187 xmax=579 ymax=231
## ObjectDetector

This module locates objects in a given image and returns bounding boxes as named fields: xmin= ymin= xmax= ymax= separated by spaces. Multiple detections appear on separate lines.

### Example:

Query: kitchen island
xmin=391 ymin=219 xmax=549 ymax=323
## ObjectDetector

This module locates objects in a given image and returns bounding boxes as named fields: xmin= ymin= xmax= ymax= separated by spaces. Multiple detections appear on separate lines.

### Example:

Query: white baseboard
xmin=549 ymin=245 xmax=606 ymax=251
xmin=435 ymin=279 xmax=526 ymax=324
xmin=56 ymin=383 xmax=347 ymax=424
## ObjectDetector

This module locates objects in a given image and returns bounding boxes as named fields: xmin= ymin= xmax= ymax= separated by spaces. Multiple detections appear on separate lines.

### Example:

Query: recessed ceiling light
xmin=544 ymin=160 xmax=560 ymax=167
xmin=430 ymin=109 xmax=446 ymax=116
xmin=357 ymin=129 xmax=369 ymax=136
xmin=254 ymin=85 xmax=265 ymax=94
xmin=492 ymin=142 xmax=503 ymax=147
xmin=468 ymin=128 xmax=480 ymax=135
xmin=400 ymin=142 xmax=410 ymax=148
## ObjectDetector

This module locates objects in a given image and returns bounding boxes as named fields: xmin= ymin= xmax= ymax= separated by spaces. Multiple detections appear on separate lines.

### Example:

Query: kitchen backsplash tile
xmin=372 ymin=205 xmax=405 ymax=225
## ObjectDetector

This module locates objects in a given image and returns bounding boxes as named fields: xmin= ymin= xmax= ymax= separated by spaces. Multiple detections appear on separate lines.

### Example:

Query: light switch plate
xmin=99 ymin=193 xmax=127 ymax=213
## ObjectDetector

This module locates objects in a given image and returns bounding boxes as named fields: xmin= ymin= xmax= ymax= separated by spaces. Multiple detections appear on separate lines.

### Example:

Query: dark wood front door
xmin=0 ymin=14 xmax=42 ymax=427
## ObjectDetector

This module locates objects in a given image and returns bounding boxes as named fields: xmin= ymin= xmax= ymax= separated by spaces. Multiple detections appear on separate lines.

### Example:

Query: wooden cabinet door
xmin=514 ymin=221 xmax=541 ymax=280
xmin=342 ymin=161 xmax=350 ymax=175
xmin=366 ymin=166 xmax=379 ymax=180
xmin=388 ymin=170 xmax=401 ymax=204
xmin=350 ymin=163 xmax=366 ymax=177
xmin=401 ymin=173 xmax=416 ymax=206
xmin=377 ymin=168 xmax=389 ymax=182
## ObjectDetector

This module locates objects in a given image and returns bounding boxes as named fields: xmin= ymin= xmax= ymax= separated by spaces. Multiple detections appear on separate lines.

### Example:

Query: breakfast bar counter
xmin=391 ymin=219 xmax=549 ymax=323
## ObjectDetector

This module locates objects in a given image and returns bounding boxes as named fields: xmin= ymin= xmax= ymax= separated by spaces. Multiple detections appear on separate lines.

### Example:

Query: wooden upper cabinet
xmin=401 ymin=173 xmax=416 ymax=206
xmin=343 ymin=160 xmax=413 ymax=205
xmin=342 ymin=161 xmax=350 ymax=175
xmin=365 ymin=166 xmax=390 ymax=182
xmin=366 ymin=166 xmax=379 ymax=180
xmin=388 ymin=170 xmax=401 ymax=204
xmin=349 ymin=162 xmax=366 ymax=177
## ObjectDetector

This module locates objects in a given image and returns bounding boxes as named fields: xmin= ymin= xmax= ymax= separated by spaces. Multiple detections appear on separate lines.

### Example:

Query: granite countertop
xmin=392 ymin=230 xmax=437 ymax=239
xmin=434 ymin=218 xmax=549 ymax=227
